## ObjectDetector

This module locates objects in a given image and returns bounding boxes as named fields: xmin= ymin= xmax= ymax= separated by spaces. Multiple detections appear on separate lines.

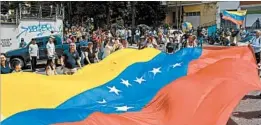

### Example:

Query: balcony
xmin=167 ymin=1 xmax=214 ymax=7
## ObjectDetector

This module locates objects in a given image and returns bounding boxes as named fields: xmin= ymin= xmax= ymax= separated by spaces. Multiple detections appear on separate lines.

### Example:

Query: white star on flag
xmin=120 ymin=79 xmax=132 ymax=87
xmin=149 ymin=67 xmax=161 ymax=75
xmin=134 ymin=77 xmax=146 ymax=84
xmin=172 ymin=62 xmax=182 ymax=68
xmin=107 ymin=86 xmax=121 ymax=95
xmin=115 ymin=105 xmax=134 ymax=112
xmin=97 ymin=99 xmax=107 ymax=104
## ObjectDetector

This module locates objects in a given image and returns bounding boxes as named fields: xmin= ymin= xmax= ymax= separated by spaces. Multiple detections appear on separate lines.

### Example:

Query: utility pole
xmin=68 ymin=1 xmax=72 ymax=26
xmin=179 ymin=1 xmax=182 ymax=29
xmin=175 ymin=1 xmax=178 ymax=29
xmin=106 ymin=2 xmax=112 ymax=30
xmin=131 ymin=1 xmax=136 ymax=45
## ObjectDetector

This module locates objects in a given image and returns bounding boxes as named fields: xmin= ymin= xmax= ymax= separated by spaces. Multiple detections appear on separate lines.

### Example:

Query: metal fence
xmin=247 ymin=21 xmax=261 ymax=32
xmin=19 ymin=4 xmax=64 ymax=20
xmin=0 ymin=3 xmax=64 ymax=24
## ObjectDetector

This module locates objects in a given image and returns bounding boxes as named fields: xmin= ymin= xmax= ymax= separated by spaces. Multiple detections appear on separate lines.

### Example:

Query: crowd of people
xmin=1 ymin=23 xmax=261 ymax=76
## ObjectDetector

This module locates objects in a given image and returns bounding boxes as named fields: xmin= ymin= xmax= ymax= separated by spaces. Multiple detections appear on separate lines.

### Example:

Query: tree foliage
xmin=135 ymin=1 xmax=166 ymax=27
xmin=63 ymin=1 xmax=166 ymax=28
xmin=1 ymin=1 xmax=9 ymax=14
xmin=3 ymin=1 xmax=166 ymax=28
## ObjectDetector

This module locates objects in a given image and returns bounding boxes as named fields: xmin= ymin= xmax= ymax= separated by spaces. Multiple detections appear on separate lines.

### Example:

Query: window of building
xmin=185 ymin=12 xmax=200 ymax=16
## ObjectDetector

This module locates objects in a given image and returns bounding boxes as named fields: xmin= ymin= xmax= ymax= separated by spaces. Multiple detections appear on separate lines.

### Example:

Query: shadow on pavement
xmin=226 ymin=118 xmax=238 ymax=125
xmin=242 ymin=95 xmax=261 ymax=100
xmin=232 ymin=110 xmax=261 ymax=119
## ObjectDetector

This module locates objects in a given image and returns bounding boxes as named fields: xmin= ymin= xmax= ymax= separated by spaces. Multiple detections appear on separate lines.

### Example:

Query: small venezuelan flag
xmin=222 ymin=10 xmax=247 ymax=25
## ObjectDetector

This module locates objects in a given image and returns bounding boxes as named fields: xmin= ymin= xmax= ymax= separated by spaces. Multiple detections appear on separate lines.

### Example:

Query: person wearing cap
xmin=19 ymin=38 xmax=27 ymax=48
xmin=46 ymin=36 xmax=56 ymax=64
xmin=29 ymin=38 xmax=39 ymax=72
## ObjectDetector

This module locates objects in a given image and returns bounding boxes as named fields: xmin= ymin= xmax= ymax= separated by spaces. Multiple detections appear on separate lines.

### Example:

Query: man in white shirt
xmin=128 ymin=28 xmax=132 ymax=44
xmin=135 ymin=28 xmax=140 ymax=44
xmin=29 ymin=39 xmax=39 ymax=72
xmin=46 ymin=36 xmax=56 ymax=63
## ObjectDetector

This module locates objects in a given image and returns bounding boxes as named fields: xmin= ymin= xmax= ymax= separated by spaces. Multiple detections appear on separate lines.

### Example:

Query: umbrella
xmin=137 ymin=24 xmax=151 ymax=30
xmin=111 ymin=23 xmax=124 ymax=29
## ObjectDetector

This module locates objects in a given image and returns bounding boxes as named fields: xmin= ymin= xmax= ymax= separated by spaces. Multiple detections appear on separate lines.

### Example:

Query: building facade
xmin=165 ymin=1 xmax=260 ymax=30
xmin=216 ymin=1 xmax=240 ymax=29
xmin=165 ymin=1 xmax=216 ymax=28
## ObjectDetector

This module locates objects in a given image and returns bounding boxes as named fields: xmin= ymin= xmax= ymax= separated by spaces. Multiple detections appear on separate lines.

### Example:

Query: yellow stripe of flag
xmin=1 ymin=48 xmax=160 ymax=119
xmin=227 ymin=10 xmax=247 ymax=16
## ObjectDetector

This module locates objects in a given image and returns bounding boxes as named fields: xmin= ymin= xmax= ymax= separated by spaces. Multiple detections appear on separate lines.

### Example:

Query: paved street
xmin=228 ymin=91 xmax=261 ymax=125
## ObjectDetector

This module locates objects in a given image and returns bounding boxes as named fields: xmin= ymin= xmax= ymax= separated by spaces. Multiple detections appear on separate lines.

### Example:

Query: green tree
xmin=135 ymin=1 xmax=166 ymax=27
xmin=1 ymin=1 xmax=9 ymax=14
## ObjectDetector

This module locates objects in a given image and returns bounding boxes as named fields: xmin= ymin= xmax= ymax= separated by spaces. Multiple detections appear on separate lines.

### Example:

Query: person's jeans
xmin=174 ymin=43 xmax=179 ymax=51
xmin=128 ymin=37 xmax=132 ymax=45
xmin=197 ymin=37 xmax=203 ymax=47
xmin=80 ymin=51 xmax=85 ymax=65
xmin=255 ymin=52 xmax=261 ymax=64
xmin=134 ymin=35 xmax=140 ymax=44
xmin=31 ymin=56 xmax=37 ymax=72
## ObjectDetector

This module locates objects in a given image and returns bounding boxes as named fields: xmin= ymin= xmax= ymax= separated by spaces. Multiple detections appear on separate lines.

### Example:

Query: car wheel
xmin=10 ymin=58 xmax=25 ymax=69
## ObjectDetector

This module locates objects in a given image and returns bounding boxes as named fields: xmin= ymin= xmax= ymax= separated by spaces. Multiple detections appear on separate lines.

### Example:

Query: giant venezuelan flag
xmin=1 ymin=46 xmax=261 ymax=125
xmin=222 ymin=10 xmax=247 ymax=25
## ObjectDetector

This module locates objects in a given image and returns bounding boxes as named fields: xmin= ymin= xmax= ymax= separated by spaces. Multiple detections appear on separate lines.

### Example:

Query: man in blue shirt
xmin=61 ymin=43 xmax=82 ymax=75
xmin=249 ymin=30 xmax=261 ymax=64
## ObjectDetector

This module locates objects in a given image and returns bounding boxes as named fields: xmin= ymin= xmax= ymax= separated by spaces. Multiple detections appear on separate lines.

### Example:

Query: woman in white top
xmin=45 ymin=59 xmax=57 ymax=76
xmin=186 ymin=35 xmax=197 ymax=48
xmin=102 ymin=40 xmax=114 ymax=59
